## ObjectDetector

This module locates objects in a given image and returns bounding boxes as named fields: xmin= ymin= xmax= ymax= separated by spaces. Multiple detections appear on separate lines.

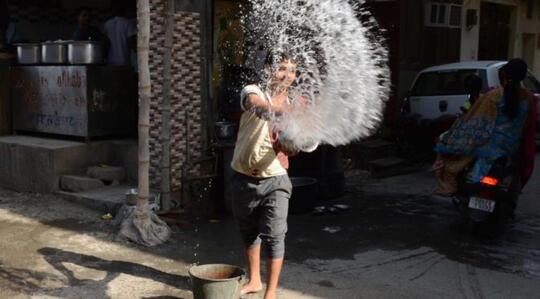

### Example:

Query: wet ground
xmin=0 ymin=157 xmax=539 ymax=298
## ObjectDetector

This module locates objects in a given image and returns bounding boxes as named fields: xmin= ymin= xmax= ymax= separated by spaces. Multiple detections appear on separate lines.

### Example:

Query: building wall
xmin=461 ymin=0 xmax=517 ymax=61
xmin=460 ymin=0 xmax=540 ymax=77
xmin=397 ymin=0 xmax=462 ymax=98
xmin=460 ymin=0 xmax=482 ymax=60
xmin=512 ymin=2 xmax=540 ymax=78
xmin=212 ymin=0 xmax=246 ymax=122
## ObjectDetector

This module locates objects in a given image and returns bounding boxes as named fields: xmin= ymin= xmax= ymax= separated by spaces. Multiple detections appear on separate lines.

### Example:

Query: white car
xmin=403 ymin=61 xmax=540 ymax=122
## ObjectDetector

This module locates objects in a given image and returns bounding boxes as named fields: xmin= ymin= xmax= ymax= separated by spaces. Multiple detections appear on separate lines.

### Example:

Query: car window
xmin=411 ymin=69 xmax=488 ymax=96
xmin=523 ymin=72 xmax=540 ymax=93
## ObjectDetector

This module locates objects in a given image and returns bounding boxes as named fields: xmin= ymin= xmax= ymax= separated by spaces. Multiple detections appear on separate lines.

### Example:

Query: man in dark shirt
xmin=72 ymin=8 xmax=103 ymax=41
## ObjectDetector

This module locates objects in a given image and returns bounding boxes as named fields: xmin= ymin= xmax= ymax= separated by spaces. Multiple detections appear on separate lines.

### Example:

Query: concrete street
xmin=1 ymin=156 xmax=539 ymax=299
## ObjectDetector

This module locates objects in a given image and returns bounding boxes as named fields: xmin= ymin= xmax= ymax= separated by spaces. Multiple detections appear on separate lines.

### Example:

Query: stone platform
xmin=0 ymin=135 xmax=137 ymax=193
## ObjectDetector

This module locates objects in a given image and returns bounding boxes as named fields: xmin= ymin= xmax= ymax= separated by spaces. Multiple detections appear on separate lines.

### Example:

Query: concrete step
xmin=368 ymin=156 xmax=421 ymax=178
xmin=56 ymin=185 xmax=131 ymax=214
xmin=360 ymin=139 xmax=395 ymax=149
xmin=56 ymin=185 xmax=159 ymax=214
xmin=0 ymin=136 xmax=111 ymax=193
xmin=87 ymin=165 xmax=126 ymax=182
xmin=60 ymin=175 xmax=105 ymax=192
xmin=0 ymin=135 xmax=137 ymax=193
xmin=369 ymin=156 xmax=407 ymax=168
xmin=358 ymin=139 xmax=396 ymax=161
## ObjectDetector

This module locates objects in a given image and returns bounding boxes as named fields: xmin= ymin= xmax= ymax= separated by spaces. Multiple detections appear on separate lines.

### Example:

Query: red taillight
xmin=481 ymin=176 xmax=499 ymax=186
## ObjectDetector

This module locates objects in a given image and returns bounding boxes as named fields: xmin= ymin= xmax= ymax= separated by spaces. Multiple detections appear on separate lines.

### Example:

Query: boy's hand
xmin=274 ymin=135 xmax=299 ymax=156
xmin=278 ymin=143 xmax=299 ymax=156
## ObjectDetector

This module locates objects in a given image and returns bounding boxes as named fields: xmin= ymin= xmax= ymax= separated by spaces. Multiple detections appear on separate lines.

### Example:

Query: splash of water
xmin=243 ymin=0 xmax=390 ymax=149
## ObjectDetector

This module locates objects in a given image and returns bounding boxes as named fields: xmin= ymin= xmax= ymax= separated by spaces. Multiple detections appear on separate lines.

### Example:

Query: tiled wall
xmin=149 ymin=0 xmax=203 ymax=192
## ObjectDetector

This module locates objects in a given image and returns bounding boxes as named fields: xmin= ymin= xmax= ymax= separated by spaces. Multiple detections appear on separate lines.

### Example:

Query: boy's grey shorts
xmin=231 ymin=172 xmax=292 ymax=259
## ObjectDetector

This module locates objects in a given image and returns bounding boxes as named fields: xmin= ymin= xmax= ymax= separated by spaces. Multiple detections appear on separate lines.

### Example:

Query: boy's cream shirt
xmin=231 ymin=85 xmax=287 ymax=178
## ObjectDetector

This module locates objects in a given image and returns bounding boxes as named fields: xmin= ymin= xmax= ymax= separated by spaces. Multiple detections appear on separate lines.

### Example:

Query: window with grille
xmin=425 ymin=2 xmax=462 ymax=28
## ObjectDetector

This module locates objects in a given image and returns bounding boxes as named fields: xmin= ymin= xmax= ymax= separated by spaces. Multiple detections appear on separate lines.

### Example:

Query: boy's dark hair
xmin=263 ymin=49 xmax=298 ymax=69
xmin=253 ymin=46 xmax=327 ymax=89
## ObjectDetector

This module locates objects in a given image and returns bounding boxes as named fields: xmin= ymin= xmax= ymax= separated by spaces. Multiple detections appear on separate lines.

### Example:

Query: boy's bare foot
xmin=241 ymin=280 xmax=263 ymax=295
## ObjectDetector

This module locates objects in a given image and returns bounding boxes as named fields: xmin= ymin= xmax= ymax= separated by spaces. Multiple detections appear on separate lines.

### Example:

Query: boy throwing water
xmin=231 ymin=50 xmax=303 ymax=299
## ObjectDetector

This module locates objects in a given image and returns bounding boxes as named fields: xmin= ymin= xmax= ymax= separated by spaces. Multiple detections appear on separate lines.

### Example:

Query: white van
xmin=403 ymin=61 xmax=540 ymax=121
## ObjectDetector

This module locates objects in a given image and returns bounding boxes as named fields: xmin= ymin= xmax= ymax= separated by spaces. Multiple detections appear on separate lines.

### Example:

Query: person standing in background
xmin=128 ymin=6 xmax=138 ymax=71
xmin=103 ymin=2 xmax=136 ymax=66
xmin=72 ymin=8 xmax=104 ymax=41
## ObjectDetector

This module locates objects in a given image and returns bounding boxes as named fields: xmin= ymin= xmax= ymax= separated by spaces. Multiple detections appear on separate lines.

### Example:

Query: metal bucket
xmin=14 ymin=43 xmax=41 ymax=64
xmin=67 ymin=41 xmax=103 ymax=64
xmin=41 ymin=41 xmax=67 ymax=64
xmin=189 ymin=264 xmax=245 ymax=299
xmin=214 ymin=121 xmax=237 ymax=140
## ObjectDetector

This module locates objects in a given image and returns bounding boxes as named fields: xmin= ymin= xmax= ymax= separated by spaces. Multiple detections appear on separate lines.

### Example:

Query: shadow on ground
xmin=1 ymin=169 xmax=540 ymax=298
xmin=0 ymin=247 xmax=190 ymax=298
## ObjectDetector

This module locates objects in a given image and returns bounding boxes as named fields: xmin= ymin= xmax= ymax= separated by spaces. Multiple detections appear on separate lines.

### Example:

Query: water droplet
xmin=243 ymin=0 xmax=389 ymax=147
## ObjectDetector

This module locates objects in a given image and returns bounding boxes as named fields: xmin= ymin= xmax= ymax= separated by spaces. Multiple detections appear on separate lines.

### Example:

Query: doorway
xmin=522 ymin=33 xmax=536 ymax=68
xmin=478 ymin=2 xmax=513 ymax=60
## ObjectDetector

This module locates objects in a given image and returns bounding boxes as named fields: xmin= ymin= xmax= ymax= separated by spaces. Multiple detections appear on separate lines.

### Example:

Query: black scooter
xmin=454 ymin=156 xmax=521 ymax=233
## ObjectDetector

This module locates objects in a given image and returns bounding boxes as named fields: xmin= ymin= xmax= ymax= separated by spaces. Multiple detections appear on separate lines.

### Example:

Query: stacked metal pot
xmin=14 ymin=41 xmax=104 ymax=65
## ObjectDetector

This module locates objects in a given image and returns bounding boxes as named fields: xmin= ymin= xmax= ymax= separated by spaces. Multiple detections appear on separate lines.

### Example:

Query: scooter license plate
xmin=468 ymin=197 xmax=496 ymax=213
